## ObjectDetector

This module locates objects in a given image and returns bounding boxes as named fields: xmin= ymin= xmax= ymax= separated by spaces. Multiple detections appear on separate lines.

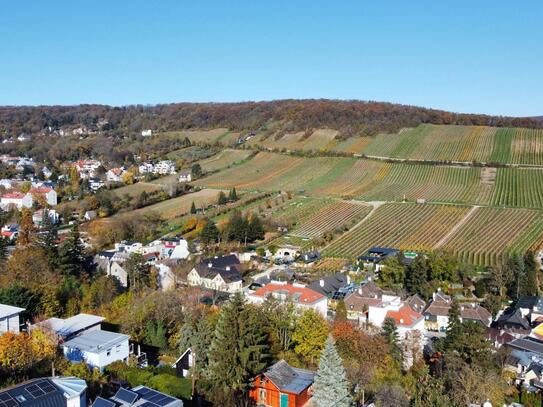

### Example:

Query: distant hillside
xmin=0 ymin=99 xmax=541 ymax=138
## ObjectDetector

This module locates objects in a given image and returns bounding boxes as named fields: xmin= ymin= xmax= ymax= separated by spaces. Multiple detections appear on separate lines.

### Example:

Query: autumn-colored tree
xmin=17 ymin=208 xmax=36 ymax=246
xmin=2 ymin=246 xmax=60 ymax=292
xmin=70 ymin=166 xmax=80 ymax=193
xmin=121 ymin=171 xmax=135 ymax=185
xmin=292 ymin=309 xmax=328 ymax=365
xmin=0 ymin=332 xmax=33 ymax=375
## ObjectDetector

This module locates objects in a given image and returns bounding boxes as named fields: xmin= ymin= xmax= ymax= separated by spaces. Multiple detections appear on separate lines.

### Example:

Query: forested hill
xmin=0 ymin=99 xmax=540 ymax=138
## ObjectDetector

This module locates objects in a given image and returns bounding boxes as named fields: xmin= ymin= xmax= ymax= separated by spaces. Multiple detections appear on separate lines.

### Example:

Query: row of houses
xmin=0 ymin=186 xmax=57 ymax=210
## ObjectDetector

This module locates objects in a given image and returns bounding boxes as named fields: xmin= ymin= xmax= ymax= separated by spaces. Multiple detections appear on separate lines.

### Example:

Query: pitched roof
xmin=193 ymin=263 xmax=242 ymax=283
xmin=250 ymin=283 xmax=325 ymax=304
xmin=386 ymin=305 xmax=424 ymax=328
xmin=1 ymin=192 xmax=25 ymax=199
xmin=0 ymin=377 xmax=86 ymax=407
xmin=424 ymin=297 xmax=452 ymax=317
xmin=405 ymin=294 xmax=426 ymax=313
xmin=344 ymin=292 xmax=383 ymax=312
xmin=29 ymin=187 xmax=53 ymax=194
xmin=515 ymin=296 xmax=542 ymax=310
xmin=460 ymin=303 xmax=492 ymax=325
xmin=201 ymin=254 xmax=240 ymax=269
xmin=261 ymin=360 xmax=315 ymax=395
xmin=37 ymin=313 xmax=105 ymax=338
xmin=308 ymin=273 xmax=348 ymax=297
xmin=508 ymin=336 xmax=543 ymax=356
xmin=357 ymin=281 xmax=383 ymax=298
xmin=496 ymin=308 xmax=531 ymax=330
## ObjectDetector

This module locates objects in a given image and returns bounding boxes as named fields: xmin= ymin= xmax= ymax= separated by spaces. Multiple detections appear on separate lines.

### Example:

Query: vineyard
xmin=323 ymin=203 xmax=471 ymax=258
xmin=289 ymin=201 xmax=372 ymax=239
xmin=194 ymin=152 xmax=543 ymax=208
xmin=197 ymin=149 xmax=253 ymax=172
xmin=441 ymin=207 xmax=543 ymax=265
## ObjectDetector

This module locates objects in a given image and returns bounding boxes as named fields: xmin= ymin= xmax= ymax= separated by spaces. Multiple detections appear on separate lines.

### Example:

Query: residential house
xmin=295 ymin=251 xmax=321 ymax=268
xmin=187 ymin=255 xmax=243 ymax=293
xmin=308 ymin=272 xmax=352 ymax=300
xmin=161 ymin=237 xmax=190 ymax=259
xmin=89 ymin=178 xmax=105 ymax=191
xmin=62 ymin=330 xmax=130 ymax=371
xmin=0 ymin=179 xmax=13 ymax=189
xmin=84 ymin=210 xmax=97 ymax=221
xmin=106 ymin=167 xmax=126 ymax=182
xmin=405 ymin=294 xmax=426 ymax=314
xmin=1 ymin=223 xmax=19 ymax=241
xmin=94 ymin=251 xmax=130 ymax=287
xmin=32 ymin=209 xmax=59 ymax=225
xmin=138 ymin=162 xmax=154 ymax=174
xmin=74 ymin=159 xmax=102 ymax=179
xmin=424 ymin=291 xmax=492 ymax=332
xmin=248 ymin=360 xmax=315 ymax=407
xmin=0 ymin=303 xmax=25 ymax=334
xmin=358 ymin=247 xmax=400 ymax=271
xmin=29 ymin=186 xmax=57 ymax=206
xmin=92 ymin=386 xmax=183 ymax=407
xmin=344 ymin=281 xmax=384 ymax=322
xmin=35 ymin=313 xmax=105 ymax=341
xmin=0 ymin=192 xmax=32 ymax=209
xmin=141 ymin=129 xmax=153 ymax=137
xmin=0 ymin=377 xmax=87 ymax=407
xmin=273 ymin=245 xmax=301 ymax=263
xmin=178 ymin=172 xmax=192 ymax=183
xmin=154 ymin=160 xmax=176 ymax=175
xmin=246 ymin=281 xmax=328 ymax=317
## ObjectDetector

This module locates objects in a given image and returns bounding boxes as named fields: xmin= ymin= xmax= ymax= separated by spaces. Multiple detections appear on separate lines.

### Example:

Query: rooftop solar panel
xmin=114 ymin=389 xmax=139 ymax=404
xmin=139 ymin=402 xmax=159 ymax=407
xmin=36 ymin=382 xmax=56 ymax=395
xmin=0 ymin=394 xmax=18 ymax=407
xmin=92 ymin=397 xmax=116 ymax=407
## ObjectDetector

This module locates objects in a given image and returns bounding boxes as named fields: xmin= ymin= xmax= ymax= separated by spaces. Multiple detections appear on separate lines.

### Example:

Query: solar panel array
xmin=135 ymin=388 xmax=175 ymax=407
xmin=92 ymin=397 xmax=116 ymax=407
xmin=25 ymin=380 xmax=56 ymax=399
xmin=114 ymin=389 xmax=139 ymax=405
xmin=0 ymin=393 xmax=17 ymax=407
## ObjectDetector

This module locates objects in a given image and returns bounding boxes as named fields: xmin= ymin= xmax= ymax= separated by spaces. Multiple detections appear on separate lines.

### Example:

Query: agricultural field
xmin=194 ymin=151 xmax=543 ymax=208
xmin=491 ymin=168 xmax=543 ymax=208
xmin=161 ymin=128 xmax=230 ymax=144
xmin=290 ymin=201 xmax=372 ymax=239
xmin=124 ymin=188 xmax=223 ymax=220
xmin=441 ymin=207 xmax=543 ymax=266
xmin=323 ymin=203 xmax=471 ymax=258
xmin=197 ymin=149 xmax=253 ymax=172
xmin=110 ymin=181 xmax=165 ymax=198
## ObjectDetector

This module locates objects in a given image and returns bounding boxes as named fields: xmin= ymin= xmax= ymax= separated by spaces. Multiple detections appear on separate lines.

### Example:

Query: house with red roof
xmin=29 ymin=186 xmax=57 ymax=207
xmin=246 ymin=281 xmax=328 ymax=317
xmin=0 ymin=192 xmax=32 ymax=209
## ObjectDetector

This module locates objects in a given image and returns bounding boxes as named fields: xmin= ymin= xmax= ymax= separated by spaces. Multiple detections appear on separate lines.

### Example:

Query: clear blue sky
xmin=1 ymin=1 xmax=541 ymax=116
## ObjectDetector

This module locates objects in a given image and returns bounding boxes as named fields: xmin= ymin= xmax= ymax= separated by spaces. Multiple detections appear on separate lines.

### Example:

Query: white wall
xmin=0 ymin=314 xmax=21 ymax=333
xmin=63 ymin=339 xmax=129 ymax=371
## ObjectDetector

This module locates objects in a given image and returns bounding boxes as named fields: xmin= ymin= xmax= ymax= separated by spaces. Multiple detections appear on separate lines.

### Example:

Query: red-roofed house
xmin=106 ymin=167 xmax=126 ymax=182
xmin=0 ymin=192 xmax=32 ymax=209
xmin=29 ymin=187 xmax=57 ymax=207
xmin=247 ymin=281 xmax=328 ymax=317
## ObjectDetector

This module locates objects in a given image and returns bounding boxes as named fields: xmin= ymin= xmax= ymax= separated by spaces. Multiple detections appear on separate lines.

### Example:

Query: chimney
xmin=400 ymin=318 xmax=404 ymax=324
xmin=319 ymin=279 xmax=324 ymax=287
xmin=226 ymin=266 xmax=230 ymax=271
xmin=208 ymin=263 xmax=213 ymax=268
xmin=347 ymin=275 xmax=351 ymax=284
xmin=358 ymin=288 xmax=362 ymax=295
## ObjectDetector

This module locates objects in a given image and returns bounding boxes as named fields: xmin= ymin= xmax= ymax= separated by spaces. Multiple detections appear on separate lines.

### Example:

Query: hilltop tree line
xmin=1 ymin=99 xmax=540 ymax=141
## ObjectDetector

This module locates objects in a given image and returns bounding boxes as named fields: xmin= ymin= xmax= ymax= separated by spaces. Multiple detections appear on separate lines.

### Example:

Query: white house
xmin=138 ymin=162 xmax=154 ymax=174
xmin=33 ymin=209 xmax=59 ymax=225
xmin=178 ymin=172 xmax=192 ymax=183
xmin=246 ymin=281 xmax=328 ymax=317
xmin=154 ymin=160 xmax=176 ymax=175
xmin=62 ymin=330 xmax=130 ymax=371
xmin=0 ymin=192 xmax=32 ymax=209
xmin=106 ymin=167 xmax=126 ymax=182
xmin=0 ymin=179 xmax=13 ymax=189
xmin=141 ymin=129 xmax=153 ymax=137
xmin=187 ymin=255 xmax=243 ymax=293
xmin=29 ymin=186 xmax=57 ymax=206
xmin=0 ymin=303 xmax=25 ymax=333
xmin=74 ymin=160 xmax=102 ymax=179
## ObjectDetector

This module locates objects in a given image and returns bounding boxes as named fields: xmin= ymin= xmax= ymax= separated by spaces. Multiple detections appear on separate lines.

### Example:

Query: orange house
xmin=249 ymin=360 xmax=315 ymax=407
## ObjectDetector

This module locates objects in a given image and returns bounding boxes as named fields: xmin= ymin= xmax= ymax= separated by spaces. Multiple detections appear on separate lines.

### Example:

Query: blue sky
xmin=0 ymin=1 xmax=541 ymax=116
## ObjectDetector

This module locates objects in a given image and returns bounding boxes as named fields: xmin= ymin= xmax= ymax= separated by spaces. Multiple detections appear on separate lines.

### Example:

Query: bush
xmin=147 ymin=374 xmax=192 ymax=399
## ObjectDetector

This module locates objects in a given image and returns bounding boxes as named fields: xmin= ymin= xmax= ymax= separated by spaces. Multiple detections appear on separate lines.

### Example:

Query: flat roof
xmin=62 ymin=330 xmax=129 ymax=353
xmin=37 ymin=313 xmax=105 ymax=337
xmin=0 ymin=303 xmax=25 ymax=319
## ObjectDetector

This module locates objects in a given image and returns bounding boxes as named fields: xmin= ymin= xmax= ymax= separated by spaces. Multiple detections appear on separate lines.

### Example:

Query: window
xmin=259 ymin=389 xmax=266 ymax=403
xmin=116 ymin=345 xmax=121 ymax=352
xmin=106 ymin=348 xmax=112 ymax=356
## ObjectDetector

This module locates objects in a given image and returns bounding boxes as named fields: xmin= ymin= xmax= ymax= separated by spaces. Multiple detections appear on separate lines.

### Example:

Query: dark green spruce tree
xmin=36 ymin=209 xmax=59 ymax=268
xmin=228 ymin=187 xmax=238 ymax=202
xmin=382 ymin=317 xmax=402 ymax=364
xmin=58 ymin=222 xmax=86 ymax=277
xmin=206 ymin=294 xmax=269 ymax=406
xmin=217 ymin=191 xmax=228 ymax=205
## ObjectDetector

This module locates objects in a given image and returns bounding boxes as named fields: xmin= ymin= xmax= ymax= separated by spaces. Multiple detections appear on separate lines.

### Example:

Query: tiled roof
xmin=308 ymin=273 xmax=348 ymax=297
xmin=386 ymin=305 xmax=423 ymax=328
xmin=1 ymin=192 xmax=25 ymax=199
xmin=424 ymin=298 xmax=451 ymax=317
xmin=460 ymin=303 xmax=492 ymax=325
xmin=194 ymin=263 xmax=242 ymax=283
xmin=251 ymin=283 xmax=325 ymax=304
xmin=508 ymin=336 xmax=543 ymax=356
xmin=201 ymin=254 xmax=240 ymax=268
xmin=405 ymin=294 xmax=426 ymax=313
xmin=29 ymin=187 xmax=53 ymax=194
xmin=344 ymin=292 xmax=382 ymax=312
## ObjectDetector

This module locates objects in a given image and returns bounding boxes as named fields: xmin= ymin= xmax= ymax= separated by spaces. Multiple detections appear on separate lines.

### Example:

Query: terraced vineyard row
xmin=323 ymin=203 xmax=543 ymax=266
xmin=290 ymin=201 xmax=372 ymax=238
xmin=195 ymin=152 xmax=543 ymax=208
xmin=441 ymin=207 xmax=543 ymax=265
xmin=323 ymin=203 xmax=470 ymax=258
